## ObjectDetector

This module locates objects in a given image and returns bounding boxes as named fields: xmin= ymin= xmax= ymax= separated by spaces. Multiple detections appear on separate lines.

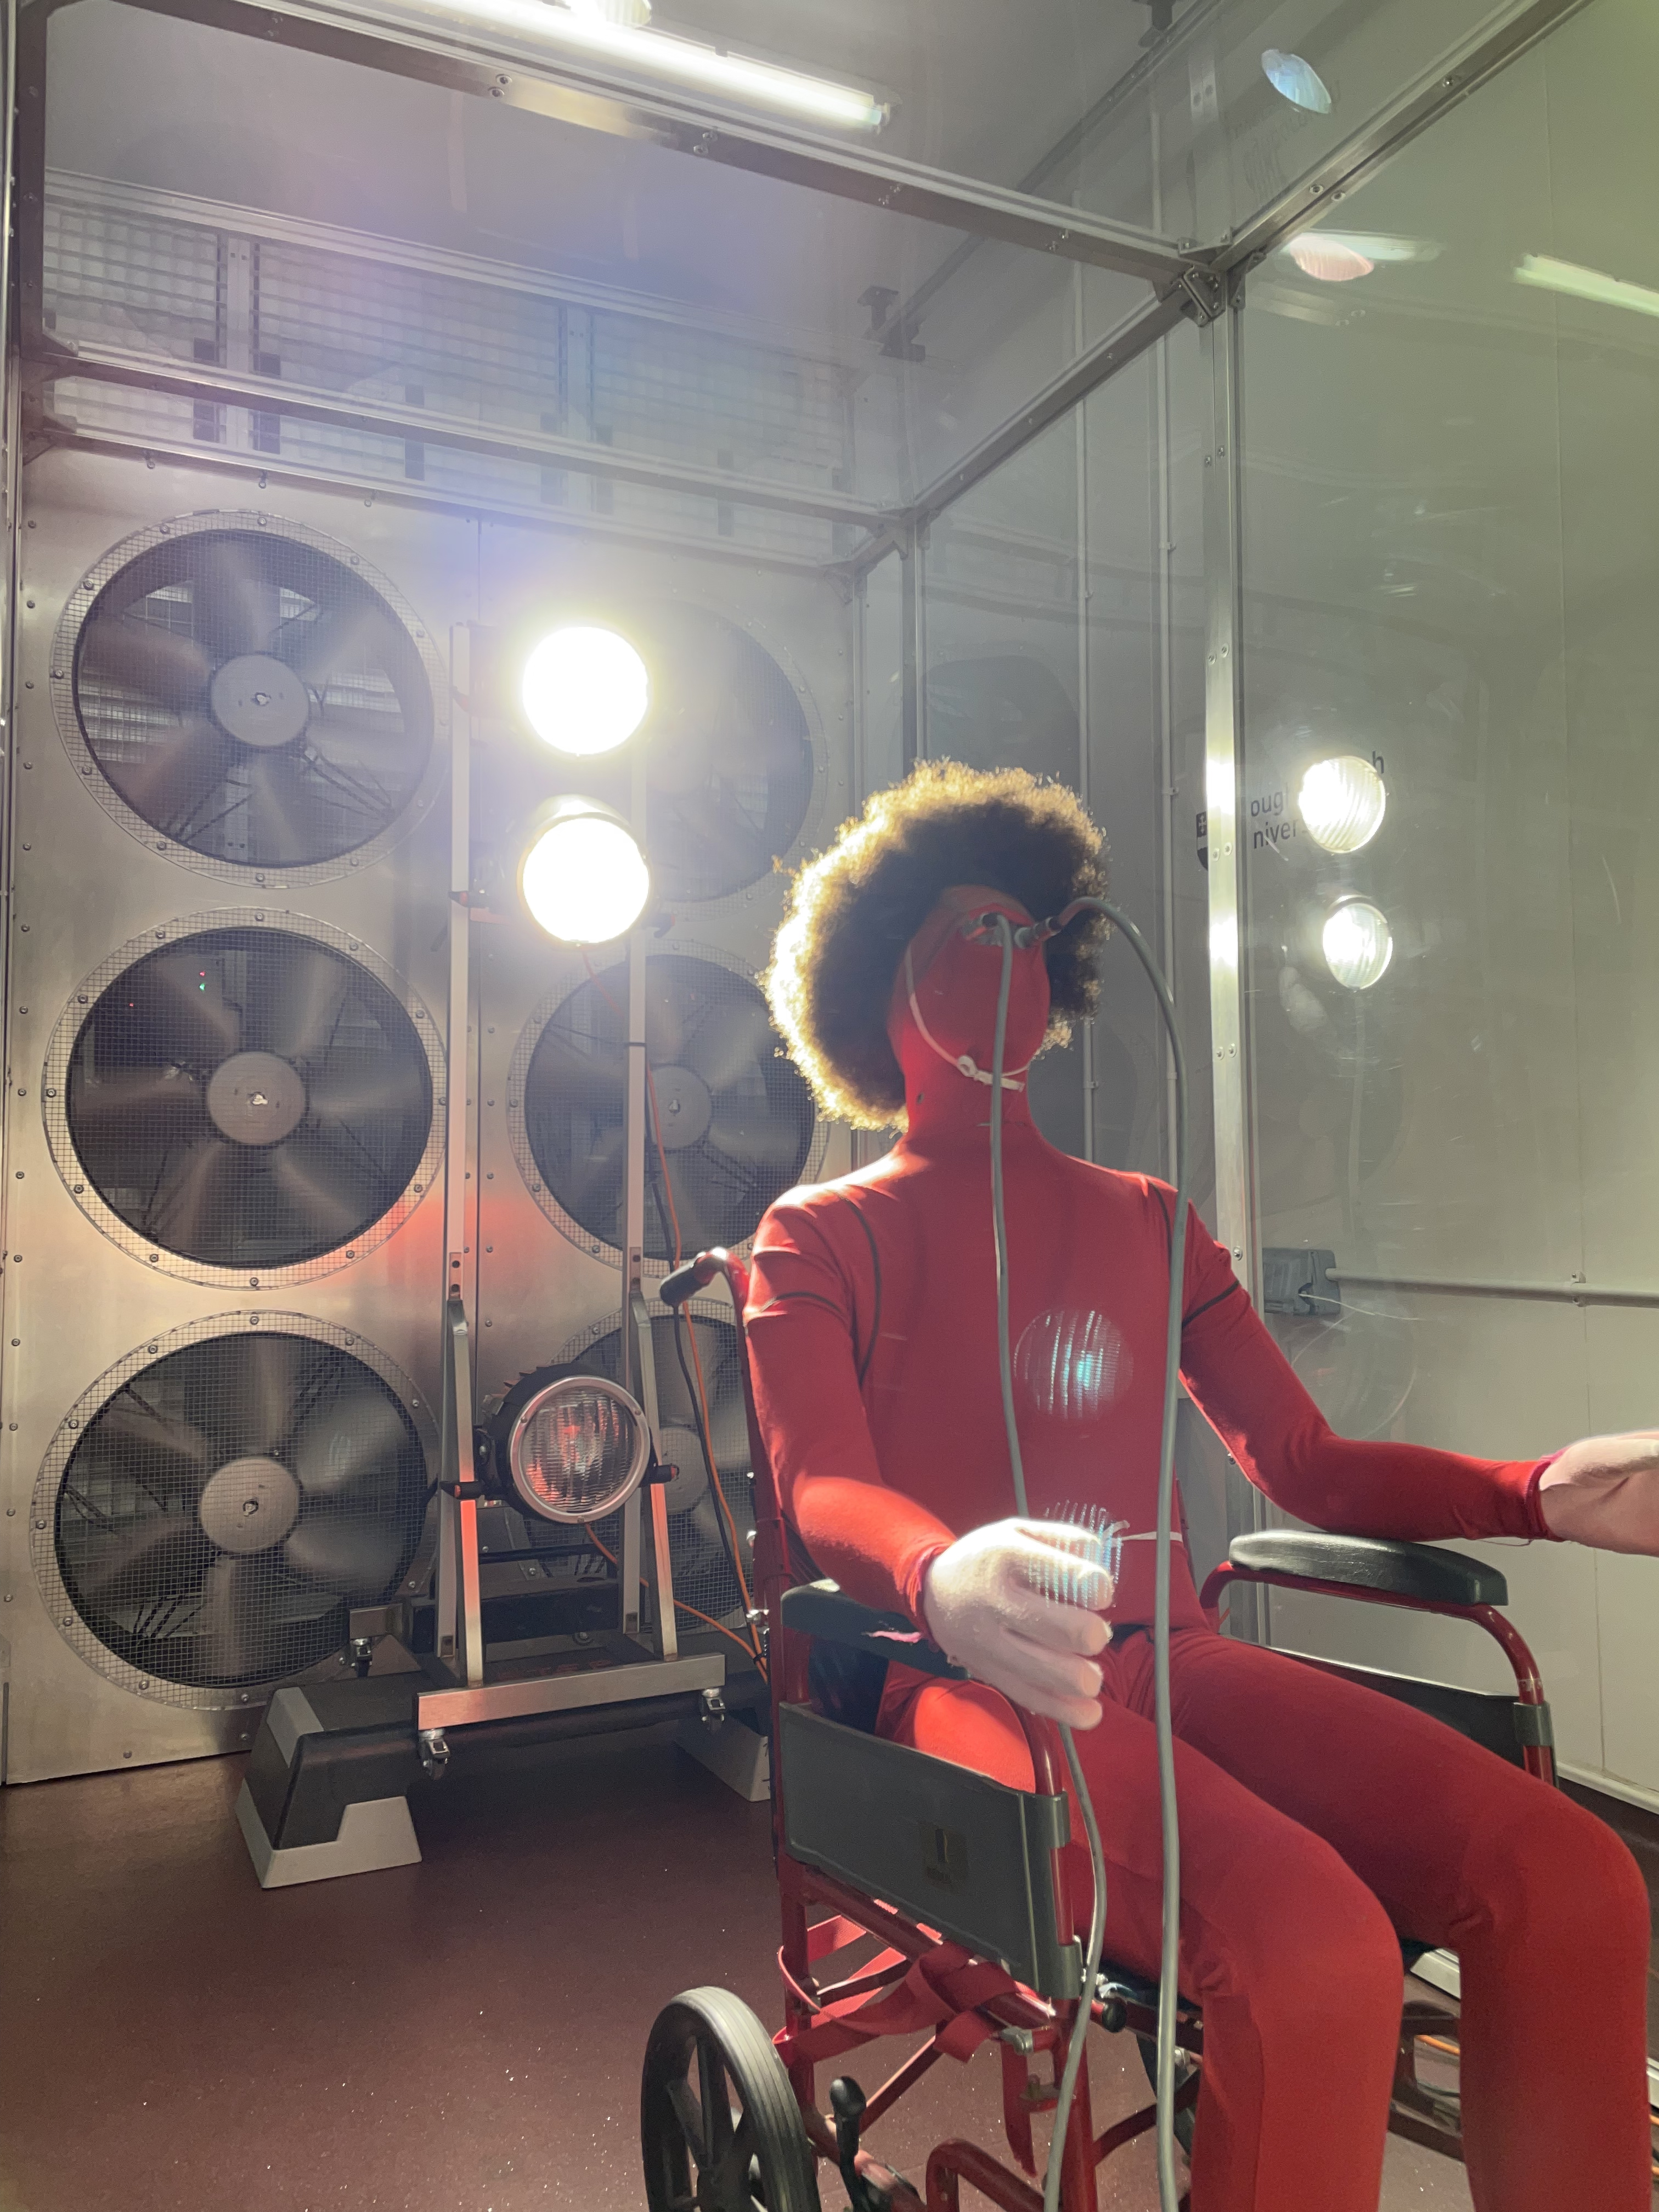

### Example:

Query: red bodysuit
xmin=746 ymin=894 xmax=1650 ymax=2212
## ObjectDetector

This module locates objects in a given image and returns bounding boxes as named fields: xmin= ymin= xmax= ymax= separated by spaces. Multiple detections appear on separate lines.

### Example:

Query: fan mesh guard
xmin=507 ymin=943 xmax=823 ymax=1269
xmin=635 ymin=606 xmax=818 ymax=905
xmin=30 ymin=1313 xmax=433 ymax=1709
xmin=52 ymin=511 xmax=445 ymax=884
xmin=44 ymin=911 xmax=443 ymax=1287
xmin=507 ymin=1302 xmax=754 ymax=1633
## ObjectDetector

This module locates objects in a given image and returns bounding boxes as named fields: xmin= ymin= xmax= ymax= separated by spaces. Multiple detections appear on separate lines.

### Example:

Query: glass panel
xmin=43 ymin=2 xmax=1155 ymax=523
xmin=1234 ymin=0 xmax=1659 ymax=1793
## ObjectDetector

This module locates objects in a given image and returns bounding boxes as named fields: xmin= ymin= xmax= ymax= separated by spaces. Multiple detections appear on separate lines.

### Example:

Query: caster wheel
xmin=642 ymin=1986 xmax=818 ymax=2212
xmin=1136 ymin=2035 xmax=1198 ymax=2159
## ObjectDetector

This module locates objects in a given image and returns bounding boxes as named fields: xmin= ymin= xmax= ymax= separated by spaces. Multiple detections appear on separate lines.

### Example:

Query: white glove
xmin=921 ymin=1518 xmax=1116 ymax=1730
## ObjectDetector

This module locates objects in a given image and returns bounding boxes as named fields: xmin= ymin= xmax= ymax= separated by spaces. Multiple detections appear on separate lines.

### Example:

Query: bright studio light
xmin=406 ymin=0 xmax=888 ymax=132
xmin=521 ymin=626 xmax=650 ymax=757
xmin=520 ymin=798 xmax=651 ymax=944
xmin=1262 ymin=48 xmax=1332 ymax=115
xmin=1298 ymin=756 xmax=1387 ymax=854
xmin=1515 ymin=253 xmax=1659 ymax=321
xmin=1322 ymin=901 xmax=1393 ymax=991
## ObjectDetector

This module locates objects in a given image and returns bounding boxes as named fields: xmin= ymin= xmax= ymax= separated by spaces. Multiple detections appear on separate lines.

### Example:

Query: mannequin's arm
xmin=1167 ymin=1198 xmax=1551 ymax=1544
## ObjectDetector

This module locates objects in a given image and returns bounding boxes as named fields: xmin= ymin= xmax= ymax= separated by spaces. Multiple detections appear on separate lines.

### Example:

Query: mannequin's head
xmin=766 ymin=762 xmax=1108 ymax=1128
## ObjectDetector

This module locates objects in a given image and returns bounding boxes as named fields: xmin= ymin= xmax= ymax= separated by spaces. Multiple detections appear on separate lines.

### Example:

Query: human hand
xmin=1538 ymin=1432 xmax=1659 ymax=1554
xmin=921 ymin=1517 xmax=1116 ymax=1729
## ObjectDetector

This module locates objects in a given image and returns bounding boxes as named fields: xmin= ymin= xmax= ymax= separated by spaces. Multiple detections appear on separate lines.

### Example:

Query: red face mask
xmin=885 ymin=885 xmax=1052 ymax=1102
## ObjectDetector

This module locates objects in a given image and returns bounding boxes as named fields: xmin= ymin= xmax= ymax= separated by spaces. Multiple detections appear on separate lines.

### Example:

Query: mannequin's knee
xmin=1468 ymin=1784 xmax=1650 ymax=1972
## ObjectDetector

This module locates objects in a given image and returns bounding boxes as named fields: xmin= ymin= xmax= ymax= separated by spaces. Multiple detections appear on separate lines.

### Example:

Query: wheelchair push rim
xmin=641 ymin=1987 xmax=819 ymax=2212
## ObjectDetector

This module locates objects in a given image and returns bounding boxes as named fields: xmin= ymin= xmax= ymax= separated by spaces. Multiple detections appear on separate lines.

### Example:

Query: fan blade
xmin=147 ymin=1137 xmax=241 ymax=1254
xmin=264 ymin=1135 xmax=376 ymax=1244
xmin=283 ymin=1517 xmax=403 ymax=1593
xmin=80 ymin=616 xmax=212 ymax=710
xmin=196 ymin=1554 xmax=268 ymax=1680
xmin=100 ymin=716 xmax=232 ymax=837
xmin=241 ymin=751 xmax=335 ymax=867
xmin=308 ymin=1056 xmax=427 ymax=1124
xmin=68 ymin=1065 xmax=207 ymax=1138
xmin=77 ymin=1513 xmax=205 ymax=1604
xmin=656 ymin=786 xmax=774 ymax=885
xmin=97 ymin=1395 xmax=216 ymax=1479
xmin=642 ymin=972 xmax=689 ymax=1066
xmin=279 ymin=598 xmax=400 ymax=688
xmin=233 ymin=1334 xmax=304 ymax=1459
xmin=194 ymin=538 xmax=281 ymax=657
xmin=253 ymin=944 xmax=351 ymax=1065
xmin=556 ymin=1125 xmax=626 ymax=1222
xmin=704 ymin=1100 xmax=810 ymax=1176
xmin=303 ymin=706 xmax=413 ymax=779
xmin=294 ymin=1390 xmax=408 ymax=1502
xmin=125 ymin=947 xmax=244 ymax=1066
xmin=662 ymin=1172 xmax=720 ymax=1265
xmin=526 ymin=1027 xmax=626 ymax=1116
xmin=681 ymin=997 xmax=772 ymax=1096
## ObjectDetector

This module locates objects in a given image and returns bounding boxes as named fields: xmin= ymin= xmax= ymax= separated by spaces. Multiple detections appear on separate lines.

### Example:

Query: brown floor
xmin=0 ymin=1728 xmax=1649 ymax=2212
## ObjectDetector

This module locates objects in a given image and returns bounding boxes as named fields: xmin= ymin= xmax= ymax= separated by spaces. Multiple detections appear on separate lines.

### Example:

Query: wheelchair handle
xmin=660 ymin=1248 xmax=733 ymax=1308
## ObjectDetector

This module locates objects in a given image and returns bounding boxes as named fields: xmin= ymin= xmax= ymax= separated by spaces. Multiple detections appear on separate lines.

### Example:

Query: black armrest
xmin=780 ymin=1581 xmax=968 ymax=1682
xmin=1229 ymin=1531 xmax=1508 ymax=1610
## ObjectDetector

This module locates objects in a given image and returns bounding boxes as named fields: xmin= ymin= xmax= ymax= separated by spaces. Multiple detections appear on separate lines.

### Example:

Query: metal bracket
xmin=417 ymin=1726 xmax=450 ymax=1781
xmin=1172 ymin=266 xmax=1230 ymax=326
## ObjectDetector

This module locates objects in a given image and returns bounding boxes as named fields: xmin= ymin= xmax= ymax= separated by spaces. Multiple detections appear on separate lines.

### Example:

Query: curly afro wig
xmin=766 ymin=761 xmax=1109 ymax=1129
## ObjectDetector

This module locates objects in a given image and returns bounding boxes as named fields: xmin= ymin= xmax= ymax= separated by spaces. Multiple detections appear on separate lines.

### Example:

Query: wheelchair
xmin=639 ymin=1251 xmax=1558 ymax=2212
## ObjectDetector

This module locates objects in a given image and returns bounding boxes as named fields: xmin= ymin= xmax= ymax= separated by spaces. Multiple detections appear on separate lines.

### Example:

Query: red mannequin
xmin=747 ymin=881 xmax=1652 ymax=2211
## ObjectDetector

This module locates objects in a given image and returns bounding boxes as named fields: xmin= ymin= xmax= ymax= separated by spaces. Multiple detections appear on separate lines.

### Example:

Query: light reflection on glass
xmin=1016 ymin=1308 xmax=1133 ymax=1422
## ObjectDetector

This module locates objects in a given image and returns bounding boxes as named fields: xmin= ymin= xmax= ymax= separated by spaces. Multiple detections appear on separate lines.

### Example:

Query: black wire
xmin=672 ymin=1305 xmax=762 ymax=1658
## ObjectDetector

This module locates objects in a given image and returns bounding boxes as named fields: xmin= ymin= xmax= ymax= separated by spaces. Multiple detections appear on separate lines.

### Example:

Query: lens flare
xmin=1298 ymin=755 xmax=1387 ymax=853
xmin=521 ymin=624 xmax=649 ymax=757
xmin=521 ymin=809 xmax=650 ymax=944
xmin=1322 ymin=901 xmax=1393 ymax=991
xmin=1262 ymin=48 xmax=1333 ymax=114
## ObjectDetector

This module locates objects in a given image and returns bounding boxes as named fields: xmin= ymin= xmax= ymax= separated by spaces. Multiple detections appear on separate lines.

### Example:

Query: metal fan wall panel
xmin=469 ymin=529 xmax=855 ymax=1421
xmin=1 ymin=447 xmax=467 ymax=1781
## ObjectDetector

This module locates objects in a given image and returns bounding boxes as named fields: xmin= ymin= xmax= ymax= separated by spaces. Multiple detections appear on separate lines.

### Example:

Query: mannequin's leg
xmin=890 ymin=1666 xmax=1404 ymax=2212
xmin=1138 ymin=1629 xmax=1654 ymax=2212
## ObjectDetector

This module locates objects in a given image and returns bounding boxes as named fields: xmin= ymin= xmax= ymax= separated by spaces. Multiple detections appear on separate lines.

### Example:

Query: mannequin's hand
xmin=1538 ymin=1432 xmax=1659 ymax=1554
xmin=921 ymin=1518 xmax=1115 ymax=1730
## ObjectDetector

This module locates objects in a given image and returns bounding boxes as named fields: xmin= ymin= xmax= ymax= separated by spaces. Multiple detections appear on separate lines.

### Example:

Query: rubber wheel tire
xmin=1135 ymin=2035 xmax=1199 ymax=2160
xmin=642 ymin=1987 xmax=818 ymax=2212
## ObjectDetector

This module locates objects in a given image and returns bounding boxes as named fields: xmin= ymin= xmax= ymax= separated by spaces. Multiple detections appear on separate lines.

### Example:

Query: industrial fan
xmin=68 ymin=524 xmax=433 ymax=870
xmin=520 ymin=952 xmax=815 ymax=1262
xmin=498 ymin=1311 xmax=754 ymax=1632
xmin=925 ymin=654 xmax=1080 ymax=787
xmin=636 ymin=606 xmax=815 ymax=903
xmin=62 ymin=924 xmax=435 ymax=1272
xmin=47 ymin=1329 xmax=427 ymax=1690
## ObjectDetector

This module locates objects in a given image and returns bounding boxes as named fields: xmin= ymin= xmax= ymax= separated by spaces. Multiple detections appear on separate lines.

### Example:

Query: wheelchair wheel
xmin=641 ymin=1986 xmax=818 ymax=2212
xmin=1135 ymin=2036 xmax=1198 ymax=2159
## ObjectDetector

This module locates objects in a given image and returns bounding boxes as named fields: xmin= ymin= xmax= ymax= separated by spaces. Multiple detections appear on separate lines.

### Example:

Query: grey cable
xmin=987 ymin=902 xmax=1188 ymax=2212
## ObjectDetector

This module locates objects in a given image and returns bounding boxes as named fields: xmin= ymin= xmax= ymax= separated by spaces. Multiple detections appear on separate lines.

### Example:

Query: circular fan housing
xmin=511 ymin=948 xmax=821 ymax=1267
xmin=508 ymin=1376 xmax=651 ymax=1523
xmin=49 ymin=913 xmax=441 ymax=1284
xmin=635 ymin=606 xmax=816 ymax=904
xmin=33 ymin=1318 xmax=431 ymax=1702
xmin=55 ymin=514 xmax=442 ymax=879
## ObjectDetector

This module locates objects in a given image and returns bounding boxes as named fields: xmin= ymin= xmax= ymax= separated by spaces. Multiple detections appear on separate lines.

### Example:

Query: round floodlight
xmin=508 ymin=1374 xmax=652 ymax=1523
xmin=1322 ymin=901 xmax=1393 ymax=991
xmin=1262 ymin=48 xmax=1332 ymax=114
xmin=521 ymin=625 xmax=650 ymax=757
xmin=1299 ymin=755 xmax=1387 ymax=853
xmin=520 ymin=799 xmax=651 ymax=944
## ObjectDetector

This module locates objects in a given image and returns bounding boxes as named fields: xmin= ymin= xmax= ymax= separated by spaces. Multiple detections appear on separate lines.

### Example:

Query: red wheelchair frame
xmin=669 ymin=1249 xmax=1556 ymax=2210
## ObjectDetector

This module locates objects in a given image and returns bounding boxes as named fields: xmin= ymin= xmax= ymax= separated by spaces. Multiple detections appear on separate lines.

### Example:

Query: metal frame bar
xmin=1333 ymin=1271 xmax=1659 ymax=1312
xmin=36 ymin=342 xmax=888 ymax=532
xmin=75 ymin=0 xmax=1195 ymax=290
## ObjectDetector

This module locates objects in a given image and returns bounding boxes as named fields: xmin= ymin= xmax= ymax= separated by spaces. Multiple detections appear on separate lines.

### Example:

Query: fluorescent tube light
xmin=1515 ymin=254 xmax=1659 ymax=321
xmin=408 ymin=0 xmax=888 ymax=131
